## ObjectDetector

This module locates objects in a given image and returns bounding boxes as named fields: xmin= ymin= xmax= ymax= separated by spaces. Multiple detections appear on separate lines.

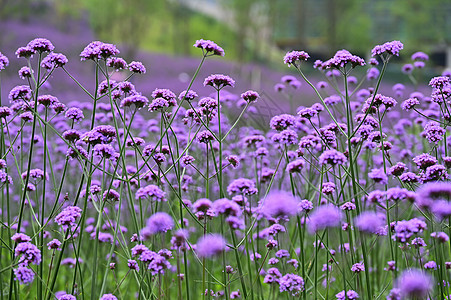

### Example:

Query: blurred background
xmin=0 ymin=0 xmax=450 ymax=112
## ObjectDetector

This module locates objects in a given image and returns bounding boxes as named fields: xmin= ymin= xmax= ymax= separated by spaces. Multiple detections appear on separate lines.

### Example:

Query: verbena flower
xmin=99 ymin=294 xmax=118 ymax=300
xmin=322 ymin=49 xmax=365 ymax=69
xmin=80 ymin=41 xmax=119 ymax=60
xmin=9 ymin=85 xmax=32 ymax=102
xmin=335 ymin=290 xmax=359 ymax=300
xmin=241 ymin=90 xmax=259 ymax=103
xmin=395 ymin=269 xmax=433 ymax=299
xmin=270 ymin=114 xmax=296 ymax=131
xmin=279 ymin=273 xmax=304 ymax=296
xmin=193 ymin=39 xmax=225 ymax=56
xmin=283 ymin=50 xmax=309 ymax=66
xmin=145 ymin=212 xmax=174 ymax=234
xmin=41 ymin=53 xmax=68 ymax=69
xmin=203 ymin=74 xmax=235 ymax=90
xmin=0 ymin=52 xmax=9 ymax=70
xmin=136 ymin=185 xmax=166 ymax=202
xmin=14 ymin=266 xmax=35 ymax=285
xmin=196 ymin=234 xmax=226 ymax=258
xmin=260 ymin=190 xmax=299 ymax=218
xmin=55 ymin=206 xmax=82 ymax=230
xmin=15 ymin=242 xmax=41 ymax=266
xmin=355 ymin=211 xmax=385 ymax=234
xmin=371 ymin=40 xmax=403 ymax=57
xmin=319 ymin=149 xmax=347 ymax=166
xmin=27 ymin=38 xmax=54 ymax=53
xmin=128 ymin=61 xmax=146 ymax=73
xmin=307 ymin=205 xmax=343 ymax=233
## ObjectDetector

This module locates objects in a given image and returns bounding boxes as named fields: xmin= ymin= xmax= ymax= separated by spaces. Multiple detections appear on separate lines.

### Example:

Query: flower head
xmin=203 ymin=74 xmax=235 ymax=90
xmin=283 ymin=51 xmax=309 ymax=66
xmin=260 ymin=190 xmax=299 ymax=218
xmin=196 ymin=234 xmax=226 ymax=258
xmin=307 ymin=205 xmax=343 ymax=233
xmin=0 ymin=52 xmax=9 ymax=71
xmin=194 ymin=39 xmax=224 ymax=56
xmin=145 ymin=212 xmax=174 ymax=234
xmin=371 ymin=41 xmax=403 ymax=57
xmin=396 ymin=269 xmax=433 ymax=299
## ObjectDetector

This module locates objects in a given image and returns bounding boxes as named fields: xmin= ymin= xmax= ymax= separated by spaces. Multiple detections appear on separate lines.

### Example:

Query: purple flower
xmin=336 ymin=290 xmax=359 ymax=300
xmin=298 ymin=107 xmax=318 ymax=119
xmin=318 ymin=149 xmax=347 ymax=166
xmin=227 ymin=178 xmax=257 ymax=196
xmin=9 ymin=85 xmax=32 ymax=102
xmin=283 ymin=50 xmax=309 ymax=66
xmin=41 ymin=53 xmax=68 ymax=69
xmin=213 ymin=198 xmax=241 ymax=216
xmin=128 ymin=61 xmax=146 ymax=73
xmin=271 ymin=129 xmax=298 ymax=145
xmin=11 ymin=233 xmax=31 ymax=243
xmin=27 ymin=38 xmax=54 ymax=53
xmin=100 ymin=294 xmax=118 ymax=300
xmin=351 ymin=262 xmax=365 ymax=273
xmin=371 ymin=41 xmax=404 ymax=57
xmin=307 ymin=205 xmax=343 ymax=233
xmin=55 ymin=206 xmax=82 ymax=229
xmin=0 ymin=52 xmax=9 ymax=70
xmin=260 ymin=190 xmax=299 ymax=218
xmin=279 ymin=273 xmax=304 ymax=296
xmin=355 ymin=211 xmax=385 ymax=234
xmin=15 ymin=46 xmax=34 ymax=58
xmin=431 ymin=231 xmax=449 ymax=243
xmin=286 ymin=158 xmax=306 ymax=173
xmin=145 ymin=212 xmax=174 ymax=234
xmin=429 ymin=76 xmax=450 ymax=89
xmin=396 ymin=269 xmax=433 ymax=299
xmin=423 ymin=121 xmax=445 ymax=144
xmin=57 ymin=294 xmax=76 ymax=300
xmin=93 ymin=144 xmax=118 ymax=160
xmin=107 ymin=57 xmax=127 ymax=70
xmin=179 ymin=90 xmax=198 ymax=101
xmin=270 ymin=114 xmax=296 ymax=131
xmin=402 ymin=64 xmax=413 ymax=74
xmin=0 ymin=106 xmax=12 ymax=118
xmin=196 ymin=234 xmax=226 ymax=258
xmin=322 ymin=49 xmax=365 ymax=69
xmin=80 ymin=41 xmax=119 ymax=60
xmin=368 ymin=168 xmax=388 ymax=185
xmin=203 ymin=74 xmax=235 ymax=90
xmin=120 ymin=94 xmax=149 ymax=109
xmin=47 ymin=239 xmax=62 ymax=250
xmin=386 ymin=288 xmax=401 ymax=300
xmin=367 ymin=67 xmax=380 ymax=80
xmin=127 ymin=259 xmax=139 ymax=271
xmin=149 ymin=98 xmax=169 ymax=111
xmin=411 ymin=52 xmax=429 ymax=61
xmin=423 ymin=261 xmax=437 ymax=270
xmin=136 ymin=185 xmax=166 ymax=202
xmin=241 ymin=90 xmax=259 ymax=103
xmin=340 ymin=202 xmax=356 ymax=211
xmin=15 ymin=242 xmax=41 ymax=266
xmin=194 ymin=39 xmax=225 ymax=56
xmin=392 ymin=218 xmax=427 ymax=243
xmin=196 ymin=130 xmax=215 ymax=144
xmin=322 ymin=182 xmax=336 ymax=195
xmin=14 ymin=266 xmax=35 ymax=284
xmin=65 ymin=107 xmax=84 ymax=123
xmin=413 ymin=153 xmax=437 ymax=170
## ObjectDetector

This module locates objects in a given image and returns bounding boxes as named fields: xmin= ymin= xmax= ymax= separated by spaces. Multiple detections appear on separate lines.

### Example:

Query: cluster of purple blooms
xmin=1 ymin=36 xmax=451 ymax=299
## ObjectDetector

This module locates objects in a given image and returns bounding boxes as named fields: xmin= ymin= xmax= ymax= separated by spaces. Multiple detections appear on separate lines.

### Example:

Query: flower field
xmin=0 ymin=37 xmax=450 ymax=299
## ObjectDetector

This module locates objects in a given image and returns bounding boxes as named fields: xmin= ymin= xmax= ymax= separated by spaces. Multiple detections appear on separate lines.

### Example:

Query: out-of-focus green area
xmin=1 ymin=0 xmax=450 ymax=65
